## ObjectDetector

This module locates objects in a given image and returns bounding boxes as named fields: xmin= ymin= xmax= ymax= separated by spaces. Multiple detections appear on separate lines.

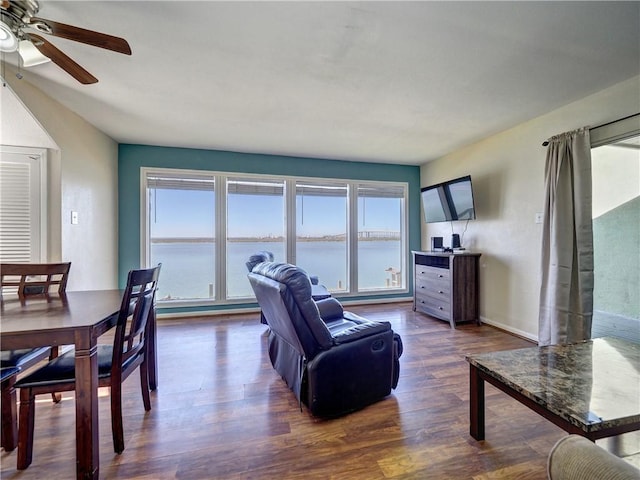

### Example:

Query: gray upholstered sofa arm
xmin=548 ymin=435 xmax=640 ymax=480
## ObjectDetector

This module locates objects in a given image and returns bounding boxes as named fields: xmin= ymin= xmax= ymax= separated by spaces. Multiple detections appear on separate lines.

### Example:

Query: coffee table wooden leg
xmin=470 ymin=364 xmax=485 ymax=440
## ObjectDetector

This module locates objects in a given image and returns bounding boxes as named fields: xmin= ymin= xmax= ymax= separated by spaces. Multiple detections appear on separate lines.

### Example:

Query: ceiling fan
xmin=0 ymin=0 xmax=131 ymax=84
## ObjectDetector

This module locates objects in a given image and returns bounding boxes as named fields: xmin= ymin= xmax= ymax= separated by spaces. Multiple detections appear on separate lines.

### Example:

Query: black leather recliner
xmin=248 ymin=261 xmax=402 ymax=417
xmin=246 ymin=251 xmax=328 ymax=298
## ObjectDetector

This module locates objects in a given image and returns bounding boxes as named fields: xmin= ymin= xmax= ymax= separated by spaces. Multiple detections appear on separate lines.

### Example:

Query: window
xmin=226 ymin=178 xmax=285 ymax=299
xmin=0 ymin=147 xmax=46 ymax=263
xmin=142 ymin=168 xmax=408 ymax=306
xmin=357 ymin=184 xmax=406 ymax=291
xmin=146 ymin=172 xmax=215 ymax=301
xmin=295 ymin=181 xmax=348 ymax=293
xmin=591 ymin=130 xmax=639 ymax=343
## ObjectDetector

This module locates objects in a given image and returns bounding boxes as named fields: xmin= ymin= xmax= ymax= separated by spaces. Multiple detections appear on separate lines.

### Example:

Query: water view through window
xmin=145 ymin=170 xmax=407 ymax=303
xmin=296 ymin=182 xmax=348 ymax=292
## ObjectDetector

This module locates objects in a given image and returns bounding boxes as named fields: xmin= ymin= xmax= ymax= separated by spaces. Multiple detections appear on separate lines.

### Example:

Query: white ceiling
xmin=4 ymin=1 xmax=640 ymax=165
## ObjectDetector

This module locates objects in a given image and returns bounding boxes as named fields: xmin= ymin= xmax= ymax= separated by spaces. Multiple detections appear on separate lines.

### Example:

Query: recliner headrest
xmin=250 ymin=261 xmax=313 ymax=297
xmin=245 ymin=251 xmax=275 ymax=272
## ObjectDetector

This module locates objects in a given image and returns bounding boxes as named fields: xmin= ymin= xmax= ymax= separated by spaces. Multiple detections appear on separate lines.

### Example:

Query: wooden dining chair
xmin=0 ymin=367 xmax=20 ymax=452
xmin=0 ymin=262 xmax=71 ymax=452
xmin=0 ymin=262 xmax=71 ymax=303
xmin=15 ymin=265 xmax=161 ymax=469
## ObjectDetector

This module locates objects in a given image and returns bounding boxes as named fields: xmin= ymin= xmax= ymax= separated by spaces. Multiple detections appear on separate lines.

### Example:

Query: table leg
xmin=1 ymin=374 xmax=18 ymax=451
xmin=470 ymin=364 xmax=485 ymax=440
xmin=147 ymin=307 xmax=158 ymax=391
xmin=75 ymin=336 xmax=99 ymax=480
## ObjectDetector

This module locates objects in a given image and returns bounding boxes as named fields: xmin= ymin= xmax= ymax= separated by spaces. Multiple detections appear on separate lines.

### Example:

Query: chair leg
xmin=110 ymin=382 xmax=125 ymax=454
xmin=140 ymin=361 xmax=151 ymax=412
xmin=49 ymin=347 xmax=62 ymax=404
xmin=17 ymin=388 xmax=36 ymax=470
xmin=1 ymin=376 xmax=18 ymax=452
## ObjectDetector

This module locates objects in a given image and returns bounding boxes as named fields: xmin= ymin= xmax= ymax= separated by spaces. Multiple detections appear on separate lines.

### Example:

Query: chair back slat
xmin=111 ymin=265 xmax=161 ymax=379
xmin=0 ymin=263 xmax=71 ymax=303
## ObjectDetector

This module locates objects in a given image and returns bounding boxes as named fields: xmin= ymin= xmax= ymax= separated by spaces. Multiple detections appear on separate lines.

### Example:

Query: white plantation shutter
xmin=0 ymin=148 xmax=45 ymax=263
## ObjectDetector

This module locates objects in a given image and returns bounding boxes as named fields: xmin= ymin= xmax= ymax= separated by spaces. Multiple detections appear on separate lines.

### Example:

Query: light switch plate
xmin=71 ymin=211 xmax=79 ymax=225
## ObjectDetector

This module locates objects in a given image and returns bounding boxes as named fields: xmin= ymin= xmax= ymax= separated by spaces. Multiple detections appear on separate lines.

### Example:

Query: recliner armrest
xmin=316 ymin=297 xmax=344 ymax=321
xmin=332 ymin=319 xmax=391 ymax=344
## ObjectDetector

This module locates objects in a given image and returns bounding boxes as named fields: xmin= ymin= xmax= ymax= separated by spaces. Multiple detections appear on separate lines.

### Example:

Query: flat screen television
xmin=421 ymin=175 xmax=476 ymax=223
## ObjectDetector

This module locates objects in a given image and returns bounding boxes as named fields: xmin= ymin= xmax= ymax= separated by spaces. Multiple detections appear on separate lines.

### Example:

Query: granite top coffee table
xmin=466 ymin=337 xmax=640 ymax=441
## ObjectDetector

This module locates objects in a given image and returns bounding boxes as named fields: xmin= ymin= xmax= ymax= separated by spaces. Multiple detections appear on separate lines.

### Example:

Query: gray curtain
xmin=538 ymin=127 xmax=594 ymax=346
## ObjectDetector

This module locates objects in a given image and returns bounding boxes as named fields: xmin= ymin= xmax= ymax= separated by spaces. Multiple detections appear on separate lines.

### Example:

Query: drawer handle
xmin=438 ymin=290 xmax=443 ymax=294
xmin=438 ymin=274 xmax=443 ymax=278
xmin=421 ymin=285 xmax=425 ymax=289
xmin=438 ymin=306 xmax=443 ymax=310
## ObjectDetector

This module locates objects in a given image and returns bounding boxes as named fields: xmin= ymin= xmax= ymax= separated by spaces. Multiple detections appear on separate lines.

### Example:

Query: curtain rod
xmin=541 ymin=113 xmax=640 ymax=146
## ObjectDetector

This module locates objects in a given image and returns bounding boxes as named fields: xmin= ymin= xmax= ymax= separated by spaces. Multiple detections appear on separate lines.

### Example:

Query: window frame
xmin=589 ymin=114 xmax=640 ymax=343
xmin=355 ymin=182 xmax=408 ymax=292
xmin=293 ymin=179 xmax=350 ymax=293
xmin=225 ymin=175 xmax=287 ymax=300
xmin=141 ymin=166 xmax=409 ymax=307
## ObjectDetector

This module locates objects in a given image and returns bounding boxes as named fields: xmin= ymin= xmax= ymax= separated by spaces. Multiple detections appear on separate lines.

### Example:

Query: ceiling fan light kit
xmin=0 ymin=20 xmax=18 ymax=52
xmin=18 ymin=38 xmax=48 ymax=66
xmin=0 ymin=0 xmax=131 ymax=84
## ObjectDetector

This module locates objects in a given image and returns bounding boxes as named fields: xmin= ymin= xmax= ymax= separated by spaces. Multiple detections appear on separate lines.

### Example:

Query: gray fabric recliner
xmin=248 ymin=261 xmax=402 ymax=417
xmin=548 ymin=435 xmax=640 ymax=480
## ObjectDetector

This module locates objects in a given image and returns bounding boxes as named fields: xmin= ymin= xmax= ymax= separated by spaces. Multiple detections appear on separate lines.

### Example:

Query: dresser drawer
xmin=416 ymin=273 xmax=450 ymax=293
xmin=415 ymin=266 xmax=450 ymax=283
xmin=416 ymin=282 xmax=450 ymax=303
xmin=415 ymin=293 xmax=451 ymax=320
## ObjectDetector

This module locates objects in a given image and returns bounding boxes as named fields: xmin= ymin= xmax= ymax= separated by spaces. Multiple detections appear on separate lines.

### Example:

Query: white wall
xmin=0 ymin=82 xmax=57 ymax=149
xmin=3 ymin=73 xmax=119 ymax=291
xmin=420 ymin=75 xmax=640 ymax=340
xmin=591 ymin=142 xmax=639 ymax=218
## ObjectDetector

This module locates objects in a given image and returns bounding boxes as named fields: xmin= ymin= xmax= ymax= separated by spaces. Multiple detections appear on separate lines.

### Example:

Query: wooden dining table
xmin=0 ymin=289 xmax=159 ymax=480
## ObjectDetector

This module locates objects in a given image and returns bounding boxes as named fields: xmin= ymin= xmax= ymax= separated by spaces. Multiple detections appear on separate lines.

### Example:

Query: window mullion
xmin=286 ymin=179 xmax=296 ymax=264
xmin=216 ymin=175 xmax=226 ymax=301
xmin=348 ymin=182 xmax=358 ymax=293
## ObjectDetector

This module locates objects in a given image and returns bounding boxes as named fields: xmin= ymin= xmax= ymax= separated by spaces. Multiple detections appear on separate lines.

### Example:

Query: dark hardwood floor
xmin=1 ymin=302 xmax=569 ymax=479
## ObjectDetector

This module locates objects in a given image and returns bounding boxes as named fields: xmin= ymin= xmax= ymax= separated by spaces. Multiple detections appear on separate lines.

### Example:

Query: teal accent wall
xmin=118 ymin=144 xmax=421 ymax=314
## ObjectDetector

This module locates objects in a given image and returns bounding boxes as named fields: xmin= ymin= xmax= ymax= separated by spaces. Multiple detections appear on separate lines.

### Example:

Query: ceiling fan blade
xmin=26 ymin=33 xmax=98 ymax=84
xmin=31 ymin=17 xmax=132 ymax=55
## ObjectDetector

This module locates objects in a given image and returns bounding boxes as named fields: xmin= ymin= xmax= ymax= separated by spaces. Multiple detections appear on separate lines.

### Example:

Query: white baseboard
xmin=480 ymin=316 xmax=538 ymax=343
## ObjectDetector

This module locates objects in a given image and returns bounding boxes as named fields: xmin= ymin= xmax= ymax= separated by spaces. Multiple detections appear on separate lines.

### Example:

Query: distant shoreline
xmin=151 ymin=236 xmax=400 ymax=243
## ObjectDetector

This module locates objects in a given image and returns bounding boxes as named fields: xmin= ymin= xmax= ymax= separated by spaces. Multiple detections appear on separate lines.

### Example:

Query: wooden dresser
xmin=412 ymin=251 xmax=481 ymax=328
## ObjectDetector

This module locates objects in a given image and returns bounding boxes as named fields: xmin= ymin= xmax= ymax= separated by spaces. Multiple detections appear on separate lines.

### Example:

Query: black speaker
xmin=451 ymin=233 xmax=461 ymax=249
xmin=431 ymin=236 xmax=443 ymax=251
